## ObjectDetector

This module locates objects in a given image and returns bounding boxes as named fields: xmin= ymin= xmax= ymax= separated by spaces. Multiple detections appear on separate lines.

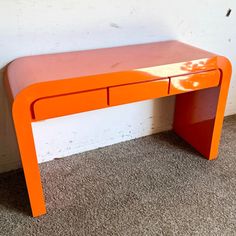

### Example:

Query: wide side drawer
xmin=32 ymin=89 xmax=108 ymax=121
xmin=169 ymin=70 xmax=221 ymax=95
xmin=109 ymin=79 xmax=169 ymax=106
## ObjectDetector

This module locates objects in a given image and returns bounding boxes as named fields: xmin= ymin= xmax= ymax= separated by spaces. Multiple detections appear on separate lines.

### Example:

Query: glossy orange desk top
xmin=6 ymin=40 xmax=217 ymax=99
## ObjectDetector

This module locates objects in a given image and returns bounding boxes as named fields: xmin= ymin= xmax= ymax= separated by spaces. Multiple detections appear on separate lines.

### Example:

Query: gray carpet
xmin=1 ymin=115 xmax=236 ymax=236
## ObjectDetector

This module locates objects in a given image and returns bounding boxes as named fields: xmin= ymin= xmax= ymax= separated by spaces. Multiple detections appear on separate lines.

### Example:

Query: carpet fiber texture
xmin=1 ymin=115 xmax=236 ymax=235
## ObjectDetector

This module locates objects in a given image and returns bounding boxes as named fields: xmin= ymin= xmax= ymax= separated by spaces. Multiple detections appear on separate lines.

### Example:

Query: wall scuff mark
xmin=226 ymin=8 xmax=232 ymax=17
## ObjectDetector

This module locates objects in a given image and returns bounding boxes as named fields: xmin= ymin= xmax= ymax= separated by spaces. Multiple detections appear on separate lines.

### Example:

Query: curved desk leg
xmin=173 ymin=57 xmax=232 ymax=160
xmin=12 ymin=98 xmax=46 ymax=217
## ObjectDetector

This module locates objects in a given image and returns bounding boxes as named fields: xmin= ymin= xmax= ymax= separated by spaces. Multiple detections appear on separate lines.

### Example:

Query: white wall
xmin=0 ymin=0 xmax=235 ymax=173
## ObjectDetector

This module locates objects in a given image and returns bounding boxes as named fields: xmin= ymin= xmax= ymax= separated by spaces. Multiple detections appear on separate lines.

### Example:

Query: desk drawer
xmin=109 ymin=79 xmax=169 ymax=106
xmin=32 ymin=89 xmax=108 ymax=121
xmin=169 ymin=70 xmax=221 ymax=95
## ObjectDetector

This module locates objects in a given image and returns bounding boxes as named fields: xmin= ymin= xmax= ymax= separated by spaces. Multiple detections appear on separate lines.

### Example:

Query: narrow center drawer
xmin=32 ymin=89 xmax=108 ymax=121
xmin=169 ymin=70 xmax=221 ymax=95
xmin=109 ymin=79 xmax=169 ymax=106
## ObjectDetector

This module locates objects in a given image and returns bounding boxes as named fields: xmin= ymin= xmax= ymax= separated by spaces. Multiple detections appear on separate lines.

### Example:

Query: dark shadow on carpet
xmin=0 ymin=169 xmax=30 ymax=216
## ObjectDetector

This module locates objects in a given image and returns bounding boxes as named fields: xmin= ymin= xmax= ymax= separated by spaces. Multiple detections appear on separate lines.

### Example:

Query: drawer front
xmin=109 ymin=79 xmax=169 ymax=106
xmin=32 ymin=89 xmax=108 ymax=121
xmin=169 ymin=70 xmax=221 ymax=95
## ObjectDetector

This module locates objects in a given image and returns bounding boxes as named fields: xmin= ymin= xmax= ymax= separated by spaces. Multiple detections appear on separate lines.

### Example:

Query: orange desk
xmin=4 ymin=40 xmax=232 ymax=217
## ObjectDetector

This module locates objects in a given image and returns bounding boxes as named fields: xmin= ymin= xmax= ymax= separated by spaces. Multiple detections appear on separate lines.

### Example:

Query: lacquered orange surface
xmin=33 ymin=89 xmax=108 ymax=121
xmin=170 ymin=69 xmax=220 ymax=94
xmin=109 ymin=78 xmax=169 ymax=106
xmin=7 ymin=40 xmax=217 ymax=98
xmin=173 ymin=56 xmax=232 ymax=159
xmin=4 ymin=40 xmax=232 ymax=217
